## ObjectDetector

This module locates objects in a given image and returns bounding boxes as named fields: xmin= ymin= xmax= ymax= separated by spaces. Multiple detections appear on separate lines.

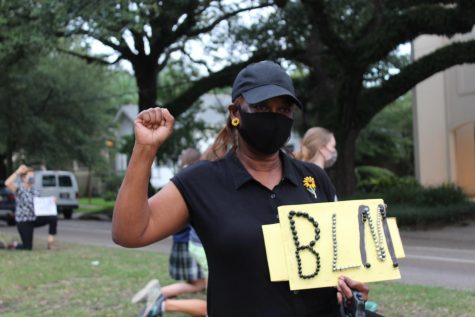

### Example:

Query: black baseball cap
xmin=231 ymin=60 xmax=302 ymax=108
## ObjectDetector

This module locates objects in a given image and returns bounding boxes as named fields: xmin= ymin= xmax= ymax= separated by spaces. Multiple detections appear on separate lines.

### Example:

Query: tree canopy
xmin=248 ymin=0 xmax=475 ymax=194
xmin=3 ymin=0 xmax=475 ymax=195
xmin=356 ymin=93 xmax=414 ymax=176
xmin=0 ymin=52 xmax=118 ymax=178
xmin=58 ymin=0 xmax=274 ymax=111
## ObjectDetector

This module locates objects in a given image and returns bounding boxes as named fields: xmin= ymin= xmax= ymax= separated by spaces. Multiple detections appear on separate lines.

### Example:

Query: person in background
xmin=132 ymin=278 xmax=207 ymax=317
xmin=134 ymin=149 xmax=215 ymax=317
xmin=164 ymin=148 xmax=207 ymax=296
xmin=5 ymin=164 xmax=58 ymax=250
xmin=132 ymin=148 xmax=207 ymax=317
xmin=294 ymin=127 xmax=337 ymax=169
xmin=113 ymin=60 xmax=372 ymax=317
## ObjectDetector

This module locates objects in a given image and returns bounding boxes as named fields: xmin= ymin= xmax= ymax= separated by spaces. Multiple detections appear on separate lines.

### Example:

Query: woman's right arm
xmin=5 ymin=164 xmax=27 ymax=192
xmin=112 ymin=107 xmax=189 ymax=248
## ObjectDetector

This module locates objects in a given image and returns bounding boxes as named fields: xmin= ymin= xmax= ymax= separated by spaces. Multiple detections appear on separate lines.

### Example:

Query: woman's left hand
xmin=336 ymin=276 xmax=369 ymax=304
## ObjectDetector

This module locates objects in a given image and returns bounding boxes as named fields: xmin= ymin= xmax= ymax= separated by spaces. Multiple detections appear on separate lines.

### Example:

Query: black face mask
xmin=237 ymin=108 xmax=293 ymax=155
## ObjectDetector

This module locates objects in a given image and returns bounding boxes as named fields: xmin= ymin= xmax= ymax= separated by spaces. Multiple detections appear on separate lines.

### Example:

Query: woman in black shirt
xmin=113 ymin=61 xmax=369 ymax=317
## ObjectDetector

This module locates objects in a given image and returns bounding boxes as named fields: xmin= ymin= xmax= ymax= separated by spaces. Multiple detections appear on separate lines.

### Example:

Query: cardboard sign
xmin=262 ymin=199 xmax=405 ymax=290
xmin=33 ymin=196 xmax=58 ymax=216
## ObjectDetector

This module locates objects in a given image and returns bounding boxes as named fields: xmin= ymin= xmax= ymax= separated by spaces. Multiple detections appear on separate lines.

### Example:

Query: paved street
xmin=0 ymin=217 xmax=173 ymax=253
xmin=398 ymin=222 xmax=475 ymax=290
xmin=1 ymin=217 xmax=475 ymax=291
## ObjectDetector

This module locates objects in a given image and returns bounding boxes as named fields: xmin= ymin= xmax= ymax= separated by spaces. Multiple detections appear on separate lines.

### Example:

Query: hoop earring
xmin=231 ymin=118 xmax=240 ymax=127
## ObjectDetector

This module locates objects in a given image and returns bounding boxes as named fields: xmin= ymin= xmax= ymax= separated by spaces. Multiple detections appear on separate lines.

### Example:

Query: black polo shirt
xmin=171 ymin=150 xmax=339 ymax=317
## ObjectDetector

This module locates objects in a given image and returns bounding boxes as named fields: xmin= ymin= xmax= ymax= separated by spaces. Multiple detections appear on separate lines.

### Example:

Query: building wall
xmin=413 ymin=31 xmax=475 ymax=196
xmin=454 ymin=123 xmax=475 ymax=195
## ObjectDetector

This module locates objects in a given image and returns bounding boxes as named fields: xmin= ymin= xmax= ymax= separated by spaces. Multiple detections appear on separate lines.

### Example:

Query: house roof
xmin=114 ymin=104 xmax=138 ymax=123
xmin=195 ymin=93 xmax=229 ymax=126
xmin=114 ymin=93 xmax=230 ymax=126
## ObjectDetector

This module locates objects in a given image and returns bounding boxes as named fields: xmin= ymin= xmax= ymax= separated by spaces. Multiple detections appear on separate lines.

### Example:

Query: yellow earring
xmin=231 ymin=118 xmax=240 ymax=127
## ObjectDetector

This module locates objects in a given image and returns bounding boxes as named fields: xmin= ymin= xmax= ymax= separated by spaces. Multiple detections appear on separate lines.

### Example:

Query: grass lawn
xmin=0 ymin=239 xmax=203 ymax=317
xmin=0 ymin=238 xmax=474 ymax=317
xmin=77 ymin=198 xmax=115 ymax=214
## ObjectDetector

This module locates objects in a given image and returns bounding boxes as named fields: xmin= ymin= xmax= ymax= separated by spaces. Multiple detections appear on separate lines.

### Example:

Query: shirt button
xmin=293 ymin=290 xmax=299 ymax=295
xmin=270 ymin=193 xmax=276 ymax=199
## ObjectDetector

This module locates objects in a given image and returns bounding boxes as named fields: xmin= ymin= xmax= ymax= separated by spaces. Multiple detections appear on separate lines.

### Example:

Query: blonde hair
xmin=179 ymin=148 xmax=201 ymax=168
xmin=295 ymin=127 xmax=334 ymax=161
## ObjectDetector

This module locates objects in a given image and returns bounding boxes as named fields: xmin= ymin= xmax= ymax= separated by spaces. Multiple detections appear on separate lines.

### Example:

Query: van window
xmin=58 ymin=176 xmax=73 ymax=187
xmin=42 ymin=175 xmax=56 ymax=187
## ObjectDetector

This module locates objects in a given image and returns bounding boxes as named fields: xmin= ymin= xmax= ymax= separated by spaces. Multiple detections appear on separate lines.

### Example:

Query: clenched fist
xmin=134 ymin=107 xmax=175 ymax=149
xmin=16 ymin=164 xmax=30 ymax=175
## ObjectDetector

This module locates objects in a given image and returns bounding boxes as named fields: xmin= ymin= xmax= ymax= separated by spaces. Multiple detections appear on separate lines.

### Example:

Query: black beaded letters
xmin=378 ymin=204 xmax=399 ymax=268
xmin=358 ymin=204 xmax=398 ymax=269
xmin=288 ymin=210 xmax=321 ymax=279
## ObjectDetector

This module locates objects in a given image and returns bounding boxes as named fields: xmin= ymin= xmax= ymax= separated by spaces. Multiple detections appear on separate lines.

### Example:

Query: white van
xmin=34 ymin=170 xmax=79 ymax=219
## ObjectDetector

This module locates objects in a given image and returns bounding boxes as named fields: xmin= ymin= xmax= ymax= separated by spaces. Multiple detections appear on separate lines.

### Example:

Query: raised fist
xmin=134 ymin=107 xmax=175 ymax=149
xmin=16 ymin=164 xmax=30 ymax=175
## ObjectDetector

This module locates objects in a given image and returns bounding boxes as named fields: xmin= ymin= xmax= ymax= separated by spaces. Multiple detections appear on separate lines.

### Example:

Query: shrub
xmin=352 ymin=174 xmax=474 ymax=226
xmin=102 ymin=191 xmax=116 ymax=202
xmin=382 ymin=182 xmax=468 ymax=207
xmin=387 ymin=202 xmax=475 ymax=227
xmin=381 ymin=181 xmax=423 ymax=205
xmin=356 ymin=165 xmax=421 ymax=198
xmin=103 ymin=174 xmax=124 ymax=195
xmin=356 ymin=166 xmax=397 ymax=193
xmin=419 ymin=183 xmax=468 ymax=206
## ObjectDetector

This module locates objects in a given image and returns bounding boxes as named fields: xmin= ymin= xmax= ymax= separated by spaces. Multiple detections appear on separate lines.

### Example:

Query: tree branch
xmin=68 ymin=28 xmax=136 ymax=62
xmin=153 ymin=2 xmax=200 ymax=52
xmin=384 ymin=0 xmax=459 ymax=9
xmin=355 ymin=0 xmax=385 ymax=41
xmin=156 ymin=45 xmax=185 ymax=72
xmin=358 ymin=39 xmax=475 ymax=127
xmin=63 ymin=25 xmax=137 ymax=63
xmin=185 ymin=3 xmax=273 ymax=38
xmin=99 ymin=35 xmax=136 ymax=62
xmin=130 ymin=29 xmax=146 ymax=57
xmin=147 ymin=2 xmax=202 ymax=60
xmin=56 ymin=48 xmax=115 ymax=65
xmin=33 ymin=89 xmax=54 ymax=116
xmin=178 ymin=47 xmax=213 ymax=74
xmin=357 ymin=3 xmax=475 ymax=65
xmin=164 ymin=48 xmax=304 ymax=116
xmin=300 ymin=0 xmax=351 ymax=65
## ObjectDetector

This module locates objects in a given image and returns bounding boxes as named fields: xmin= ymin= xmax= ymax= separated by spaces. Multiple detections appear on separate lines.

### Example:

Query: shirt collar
xmin=225 ymin=150 xmax=300 ymax=189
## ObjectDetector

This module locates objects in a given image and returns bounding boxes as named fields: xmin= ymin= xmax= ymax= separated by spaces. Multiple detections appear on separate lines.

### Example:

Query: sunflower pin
xmin=303 ymin=176 xmax=317 ymax=199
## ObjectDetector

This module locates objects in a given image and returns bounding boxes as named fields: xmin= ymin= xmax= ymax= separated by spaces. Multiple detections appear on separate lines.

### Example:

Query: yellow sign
xmin=262 ymin=199 xmax=405 ymax=290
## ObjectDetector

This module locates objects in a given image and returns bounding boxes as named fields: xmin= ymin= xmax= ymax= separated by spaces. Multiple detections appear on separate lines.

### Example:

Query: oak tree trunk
xmin=134 ymin=58 xmax=159 ymax=112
